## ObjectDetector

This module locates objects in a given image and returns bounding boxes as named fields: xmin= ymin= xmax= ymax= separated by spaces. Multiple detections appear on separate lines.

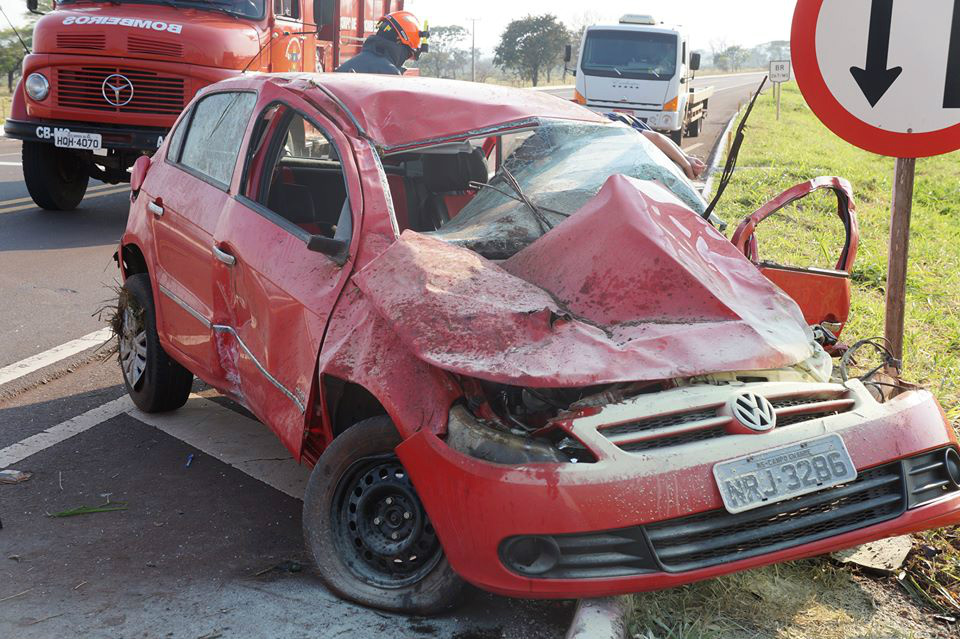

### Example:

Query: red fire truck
xmin=5 ymin=0 xmax=402 ymax=210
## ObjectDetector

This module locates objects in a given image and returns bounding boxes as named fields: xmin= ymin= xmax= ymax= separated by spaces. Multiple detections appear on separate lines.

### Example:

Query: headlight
xmin=25 ymin=73 xmax=49 ymax=101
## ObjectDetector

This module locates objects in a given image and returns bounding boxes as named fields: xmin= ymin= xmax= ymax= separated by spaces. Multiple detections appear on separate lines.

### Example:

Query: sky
xmin=0 ymin=0 xmax=797 ymax=53
xmin=406 ymin=0 xmax=797 ymax=54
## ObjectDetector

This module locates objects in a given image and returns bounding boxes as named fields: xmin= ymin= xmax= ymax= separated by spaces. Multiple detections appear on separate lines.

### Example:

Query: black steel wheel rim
xmin=332 ymin=456 xmax=442 ymax=589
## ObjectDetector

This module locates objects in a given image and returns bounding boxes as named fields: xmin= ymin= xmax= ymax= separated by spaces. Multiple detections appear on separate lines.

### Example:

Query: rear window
xmin=581 ymin=30 xmax=678 ymax=81
xmin=179 ymin=92 xmax=257 ymax=189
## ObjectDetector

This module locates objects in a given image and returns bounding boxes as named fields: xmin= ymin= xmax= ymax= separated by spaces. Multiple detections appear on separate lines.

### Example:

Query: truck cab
xmin=5 ymin=0 xmax=401 ymax=211
xmin=572 ymin=15 xmax=709 ymax=145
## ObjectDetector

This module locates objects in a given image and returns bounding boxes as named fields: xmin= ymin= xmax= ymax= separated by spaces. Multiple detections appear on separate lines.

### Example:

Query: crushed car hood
xmin=353 ymin=175 xmax=815 ymax=387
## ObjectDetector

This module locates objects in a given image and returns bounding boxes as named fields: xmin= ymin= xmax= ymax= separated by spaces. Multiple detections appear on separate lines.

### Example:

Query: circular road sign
xmin=792 ymin=0 xmax=960 ymax=158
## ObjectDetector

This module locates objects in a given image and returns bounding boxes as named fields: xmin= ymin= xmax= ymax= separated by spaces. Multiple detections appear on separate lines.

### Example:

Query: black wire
xmin=499 ymin=166 xmax=554 ymax=234
xmin=702 ymin=77 xmax=768 ymax=221
xmin=0 ymin=6 xmax=31 ymax=55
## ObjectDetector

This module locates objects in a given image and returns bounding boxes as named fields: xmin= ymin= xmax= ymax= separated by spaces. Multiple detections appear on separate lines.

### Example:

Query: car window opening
xmin=384 ymin=119 xmax=707 ymax=260
xmin=246 ymin=105 xmax=351 ymax=242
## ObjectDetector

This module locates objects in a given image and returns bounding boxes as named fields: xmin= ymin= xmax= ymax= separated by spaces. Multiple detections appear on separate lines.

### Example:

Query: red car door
xmin=731 ymin=177 xmax=860 ymax=342
xmin=148 ymin=91 xmax=258 ymax=381
xmin=210 ymin=100 xmax=361 ymax=457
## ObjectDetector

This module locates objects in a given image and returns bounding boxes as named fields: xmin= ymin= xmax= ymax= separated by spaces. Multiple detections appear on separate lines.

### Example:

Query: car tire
xmin=22 ymin=141 xmax=90 ymax=211
xmin=303 ymin=415 xmax=466 ymax=615
xmin=687 ymin=116 xmax=702 ymax=138
xmin=118 ymin=273 xmax=193 ymax=413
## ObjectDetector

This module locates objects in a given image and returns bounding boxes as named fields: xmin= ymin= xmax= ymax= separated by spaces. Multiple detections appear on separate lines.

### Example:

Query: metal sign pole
xmin=884 ymin=157 xmax=916 ymax=372
xmin=776 ymin=83 xmax=782 ymax=120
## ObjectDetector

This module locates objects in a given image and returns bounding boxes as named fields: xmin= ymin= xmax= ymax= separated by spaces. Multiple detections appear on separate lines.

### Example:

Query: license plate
xmin=54 ymin=131 xmax=102 ymax=150
xmin=712 ymin=434 xmax=857 ymax=514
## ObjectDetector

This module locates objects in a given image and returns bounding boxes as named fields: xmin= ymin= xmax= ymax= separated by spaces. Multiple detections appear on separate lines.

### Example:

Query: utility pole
xmin=469 ymin=17 xmax=480 ymax=82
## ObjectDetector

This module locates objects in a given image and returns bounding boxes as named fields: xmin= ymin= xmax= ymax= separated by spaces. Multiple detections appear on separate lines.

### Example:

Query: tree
xmin=0 ymin=19 xmax=35 ymax=93
xmin=418 ymin=25 xmax=470 ymax=79
xmin=494 ymin=14 xmax=569 ymax=87
xmin=716 ymin=45 xmax=749 ymax=72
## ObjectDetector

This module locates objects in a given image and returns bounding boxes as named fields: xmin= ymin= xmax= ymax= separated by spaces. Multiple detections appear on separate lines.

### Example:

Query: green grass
xmin=628 ymin=81 xmax=960 ymax=639
xmin=715 ymin=81 xmax=960 ymax=423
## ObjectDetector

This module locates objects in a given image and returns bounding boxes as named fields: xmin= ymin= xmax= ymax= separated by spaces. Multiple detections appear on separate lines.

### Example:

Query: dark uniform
xmin=335 ymin=34 xmax=410 ymax=75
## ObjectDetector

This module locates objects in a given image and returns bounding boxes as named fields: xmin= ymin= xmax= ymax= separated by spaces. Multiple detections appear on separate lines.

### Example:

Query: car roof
xmin=207 ymin=73 xmax=606 ymax=151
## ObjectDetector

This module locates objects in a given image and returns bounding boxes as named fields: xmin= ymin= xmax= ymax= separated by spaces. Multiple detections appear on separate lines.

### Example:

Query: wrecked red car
xmin=115 ymin=73 xmax=960 ymax=614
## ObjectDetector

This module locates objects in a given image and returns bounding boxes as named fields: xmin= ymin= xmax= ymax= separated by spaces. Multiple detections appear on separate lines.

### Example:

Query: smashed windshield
xmin=582 ymin=30 xmax=678 ymax=80
xmin=429 ymin=120 xmax=707 ymax=260
xmin=57 ymin=0 xmax=265 ymax=20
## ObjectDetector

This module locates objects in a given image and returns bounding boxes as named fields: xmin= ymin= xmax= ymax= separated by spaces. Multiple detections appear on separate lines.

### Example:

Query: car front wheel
xmin=118 ymin=273 xmax=193 ymax=413
xmin=303 ymin=416 xmax=466 ymax=615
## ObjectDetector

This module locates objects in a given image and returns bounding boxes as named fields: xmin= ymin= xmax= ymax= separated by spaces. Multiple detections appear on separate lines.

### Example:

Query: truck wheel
xmin=687 ymin=117 xmax=702 ymax=138
xmin=118 ymin=273 xmax=193 ymax=413
xmin=303 ymin=416 xmax=466 ymax=615
xmin=670 ymin=128 xmax=684 ymax=145
xmin=22 ymin=141 xmax=90 ymax=211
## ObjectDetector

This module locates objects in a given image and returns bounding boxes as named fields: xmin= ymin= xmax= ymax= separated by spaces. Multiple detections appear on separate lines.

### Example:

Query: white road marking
xmin=0 ymin=328 xmax=114 ymax=388
xmin=0 ymin=185 xmax=129 ymax=215
xmin=130 ymin=395 xmax=309 ymax=499
xmin=0 ymin=396 xmax=133 ymax=468
xmin=684 ymin=143 xmax=705 ymax=153
xmin=0 ymin=181 xmax=121 ymax=209
xmin=0 ymin=388 xmax=308 ymax=497
xmin=0 ymin=161 xmax=21 ymax=166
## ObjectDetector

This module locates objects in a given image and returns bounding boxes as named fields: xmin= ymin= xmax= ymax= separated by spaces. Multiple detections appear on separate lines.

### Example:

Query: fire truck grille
xmin=128 ymin=35 xmax=184 ymax=58
xmin=57 ymin=67 xmax=185 ymax=115
xmin=56 ymin=34 xmax=107 ymax=51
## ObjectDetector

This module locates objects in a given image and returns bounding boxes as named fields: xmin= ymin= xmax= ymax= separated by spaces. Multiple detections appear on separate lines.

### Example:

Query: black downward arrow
xmin=850 ymin=0 xmax=903 ymax=107
xmin=945 ymin=0 xmax=960 ymax=108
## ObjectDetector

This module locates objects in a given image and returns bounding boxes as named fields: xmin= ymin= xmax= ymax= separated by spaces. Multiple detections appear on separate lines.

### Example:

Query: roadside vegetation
xmin=628 ymin=81 xmax=959 ymax=639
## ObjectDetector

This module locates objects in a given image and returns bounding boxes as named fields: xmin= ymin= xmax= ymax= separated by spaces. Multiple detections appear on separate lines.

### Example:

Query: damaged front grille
xmin=598 ymin=386 xmax=855 ymax=453
xmin=645 ymin=461 xmax=907 ymax=572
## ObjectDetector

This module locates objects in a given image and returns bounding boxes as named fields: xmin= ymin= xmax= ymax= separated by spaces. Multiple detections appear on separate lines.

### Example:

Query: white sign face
xmin=815 ymin=0 xmax=960 ymax=134
xmin=770 ymin=60 xmax=791 ymax=83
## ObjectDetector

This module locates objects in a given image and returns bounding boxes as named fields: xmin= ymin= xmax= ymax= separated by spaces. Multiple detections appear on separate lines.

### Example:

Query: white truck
xmin=567 ymin=15 xmax=713 ymax=145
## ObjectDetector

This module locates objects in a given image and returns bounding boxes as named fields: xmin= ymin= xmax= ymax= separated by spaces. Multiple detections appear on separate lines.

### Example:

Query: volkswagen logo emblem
xmin=728 ymin=392 xmax=777 ymax=433
xmin=102 ymin=74 xmax=134 ymax=107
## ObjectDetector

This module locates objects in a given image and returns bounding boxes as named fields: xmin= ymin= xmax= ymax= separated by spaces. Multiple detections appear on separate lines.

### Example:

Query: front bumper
xmin=397 ymin=384 xmax=960 ymax=598
xmin=4 ymin=117 xmax=169 ymax=152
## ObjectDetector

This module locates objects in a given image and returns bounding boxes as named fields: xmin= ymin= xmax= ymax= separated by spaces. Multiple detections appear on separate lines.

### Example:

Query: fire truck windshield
xmin=57 ymin=0 xmax=266 ymax=20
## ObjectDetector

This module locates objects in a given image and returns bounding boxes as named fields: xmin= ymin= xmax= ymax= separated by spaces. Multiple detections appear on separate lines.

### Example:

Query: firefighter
xmin=336 ymin=11 xmax=429 ymax=75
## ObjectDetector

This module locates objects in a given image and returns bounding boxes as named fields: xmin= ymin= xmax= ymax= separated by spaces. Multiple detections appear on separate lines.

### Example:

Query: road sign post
xmin=792 ymin=0 xmax=960 ymax=372
xmin=769 ymin=60 xmax=791 ymax=121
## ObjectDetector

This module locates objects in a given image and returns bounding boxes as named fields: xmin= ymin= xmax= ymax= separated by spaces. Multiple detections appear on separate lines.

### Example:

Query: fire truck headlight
xmin=25 ymin=73 xmax=50 ymax=101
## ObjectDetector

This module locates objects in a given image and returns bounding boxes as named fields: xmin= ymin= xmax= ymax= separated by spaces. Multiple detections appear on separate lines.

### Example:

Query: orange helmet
xmin=377 ymin=11 xmax=429 ymax=59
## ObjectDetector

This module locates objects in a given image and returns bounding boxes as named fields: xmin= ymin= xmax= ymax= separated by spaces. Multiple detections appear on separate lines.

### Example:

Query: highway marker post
xmin=792 ymin=0 xmax=960 ymax=372
xmin=769 ymin=60 xmax=791 ymax=120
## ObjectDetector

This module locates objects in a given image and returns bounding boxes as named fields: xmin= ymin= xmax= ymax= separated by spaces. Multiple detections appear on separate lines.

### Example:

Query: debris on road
xmin=0 ymin=588 xmax=33 ymax=603
xmin=185 ymin=453 xmax=195 ymax=469
xmin=254 ymin=560 xmax=303 ymax=577
xmin=48 ymin=501 xmax=128 ymax=518
xmin=833 ymin=535 xmax=913 ymax=573
xmin=0 ymin=469 xmax=32 ymax=484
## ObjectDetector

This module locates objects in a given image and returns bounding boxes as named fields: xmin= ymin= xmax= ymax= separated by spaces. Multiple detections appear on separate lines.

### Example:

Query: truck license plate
xmin=713 ymin=434 xmax=857 ymax=514
xmin=54 ymin=131 xmax=102 ymax=150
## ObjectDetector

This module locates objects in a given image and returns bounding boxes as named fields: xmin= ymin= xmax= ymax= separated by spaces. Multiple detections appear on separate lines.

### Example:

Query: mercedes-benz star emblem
xmin=729 ymin=392 xmax=777 ymax=433
xmin=102 ymin=74 xmax=134 ymax=107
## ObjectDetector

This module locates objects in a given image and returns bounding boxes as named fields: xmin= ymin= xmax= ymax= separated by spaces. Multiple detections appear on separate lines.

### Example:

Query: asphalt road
xmin=0 ymin=72 xmax=766 ymax=638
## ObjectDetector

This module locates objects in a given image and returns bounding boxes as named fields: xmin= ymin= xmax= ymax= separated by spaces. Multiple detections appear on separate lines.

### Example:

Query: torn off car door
xmin=731 ymin=176 xmax=860 ymax=344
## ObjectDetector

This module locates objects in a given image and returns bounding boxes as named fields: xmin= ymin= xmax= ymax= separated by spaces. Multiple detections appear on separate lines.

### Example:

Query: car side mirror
xmin=690 ymin=52 xmax=701 ymax=71
xmin=26 ymin=0 xmax=38 ymax=12
xmin=307 ymin=235 xmax=349 ymax=264
xmin=130 ymin=155 xmax=151 ymax=195
xmin=563 ymin=44 xmax=572 ymax=64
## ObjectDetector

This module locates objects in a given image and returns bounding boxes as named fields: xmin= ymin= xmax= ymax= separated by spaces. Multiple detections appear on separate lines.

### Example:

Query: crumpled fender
xmin=352 ymin=175 xmax=815 ymax=387
xmin=317 ymin=283 xmax=461 ymax=439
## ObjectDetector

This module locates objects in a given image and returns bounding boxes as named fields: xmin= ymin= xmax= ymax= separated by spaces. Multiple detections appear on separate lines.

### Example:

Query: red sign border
xmin=792 ymin=0 xmax=960 ymax=158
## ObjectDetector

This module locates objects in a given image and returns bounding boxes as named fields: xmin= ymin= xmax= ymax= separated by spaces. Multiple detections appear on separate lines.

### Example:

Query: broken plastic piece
xmin=0 ymin=470 xmax=32 ymax=484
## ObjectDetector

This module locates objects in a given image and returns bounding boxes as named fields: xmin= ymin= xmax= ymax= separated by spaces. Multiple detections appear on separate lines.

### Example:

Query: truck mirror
xmin=690 ymin=52 xmax=701 ymax=71
xmin=26 ymin=0 xmax=38 ymax=12
xmin=564 ymin=44 xmax=572 ymax=64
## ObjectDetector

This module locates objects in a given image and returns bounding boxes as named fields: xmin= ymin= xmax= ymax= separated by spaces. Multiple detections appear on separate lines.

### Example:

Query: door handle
xmin=147 ymin=201 xmax=164 ymax=217
xmin=213 ymin=245 xmax=236 ymax=266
